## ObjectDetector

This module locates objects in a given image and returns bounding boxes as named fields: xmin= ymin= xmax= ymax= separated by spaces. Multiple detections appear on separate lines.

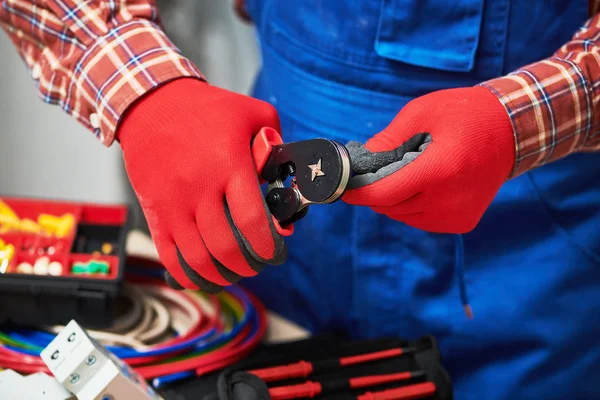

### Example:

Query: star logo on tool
xmin=308 ymin=158 xmax=325 ymax=181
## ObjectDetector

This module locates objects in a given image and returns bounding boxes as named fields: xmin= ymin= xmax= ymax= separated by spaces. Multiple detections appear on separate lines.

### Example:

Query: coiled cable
xmin=0 ymin=256 xmax=267 ymax=388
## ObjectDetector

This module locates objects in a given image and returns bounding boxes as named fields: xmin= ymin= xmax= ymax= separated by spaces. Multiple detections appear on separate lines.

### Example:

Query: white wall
xmin=0 ymin=0 xmax=259 ymax=228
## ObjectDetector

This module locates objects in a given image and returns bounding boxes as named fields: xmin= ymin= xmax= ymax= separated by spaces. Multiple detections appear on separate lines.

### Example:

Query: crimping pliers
xmin=252 ymin=127 xmax=351 ymax=235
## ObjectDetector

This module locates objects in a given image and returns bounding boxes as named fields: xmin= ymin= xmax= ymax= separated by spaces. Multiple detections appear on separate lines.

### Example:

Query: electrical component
xmin=71 ymin=260 xmax=110 ymax=275
xmin=0 ymin=241 xmax=15 ymax=273
xmin=41 ymin=320 xmax=164 ymax=400
xmin=34 ymin=256 xmax=51 ymax=275
xmin=37 ymin=213 xmax=75 ymax=238
xmin=48 ymin=261 xmax=64 ymax=276
xmin=101 ymin=243 xmax=114 ymax=255
xmin=17 ymin=261 xmax=33 ymax=274
xmin=0 ymin=200 xmax=75 ymax=238
xmin=0 ymin=369 xmax=75 ymax=400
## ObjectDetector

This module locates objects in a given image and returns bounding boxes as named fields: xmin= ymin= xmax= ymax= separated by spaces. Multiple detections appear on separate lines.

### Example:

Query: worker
xmin=2 ymin=1 xmax=599 ymax=398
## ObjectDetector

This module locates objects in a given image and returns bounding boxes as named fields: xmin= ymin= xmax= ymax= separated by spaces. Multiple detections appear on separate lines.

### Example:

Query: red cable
xmin=0 ymin=359 xmax=49 ymax=374
xmin=0 ymin=346 xmax=46 ymax=369
xmin=136 ymin=324 xmax=250 ymax=378
xmin=195 ymin=291 xmax=267 ymax=377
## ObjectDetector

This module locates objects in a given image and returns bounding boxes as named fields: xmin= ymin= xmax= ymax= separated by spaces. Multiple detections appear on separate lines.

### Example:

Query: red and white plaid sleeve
xmin=0 ymin=0 xmax=204 ymax=146
xmin=481 ymin=11 xmax=600 ymax=177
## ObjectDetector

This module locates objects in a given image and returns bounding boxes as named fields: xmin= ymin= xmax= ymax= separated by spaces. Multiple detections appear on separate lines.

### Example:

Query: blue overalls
xmin=241 ymin=1 xmax=600 ymax=399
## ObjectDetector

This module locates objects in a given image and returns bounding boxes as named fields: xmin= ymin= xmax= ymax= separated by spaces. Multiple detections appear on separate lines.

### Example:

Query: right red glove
xmin=343 ymin=86 xmax=515 ymax=233
xmin=118 ymin=78 xmax=287 ymax=293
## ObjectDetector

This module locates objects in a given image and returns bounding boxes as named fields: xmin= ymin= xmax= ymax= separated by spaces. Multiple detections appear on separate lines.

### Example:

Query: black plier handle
xmin=252 ymin=127 xmax=351 ymax=235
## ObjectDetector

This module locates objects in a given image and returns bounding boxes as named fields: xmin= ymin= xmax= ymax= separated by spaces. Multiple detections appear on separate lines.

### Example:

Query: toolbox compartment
xmin=0 ymin=196 xmax=131 ymax=329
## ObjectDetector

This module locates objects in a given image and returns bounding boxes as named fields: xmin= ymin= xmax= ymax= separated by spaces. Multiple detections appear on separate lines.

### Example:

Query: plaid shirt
xmin=482 ymin=10 xmax=600 ymax=176
xmin=0 ymin=0 xmax=203 ymax=146
xmin=1 ymin=1 xmax=599 ymax=177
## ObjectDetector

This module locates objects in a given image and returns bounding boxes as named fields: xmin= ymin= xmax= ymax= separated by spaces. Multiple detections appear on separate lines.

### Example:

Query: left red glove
xmin=118 ymin=78 xmax=287 ymax=293
xmin=343 ymin=86 xmax=515 ymax=233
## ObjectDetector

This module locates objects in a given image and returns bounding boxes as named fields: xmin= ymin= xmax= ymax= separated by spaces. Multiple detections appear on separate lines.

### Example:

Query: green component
xmin=87 ymin=260 xmax=109 ymax=274
xmin=71 ymin=260 xmax=109 ymax=275
xmin=71 ymin=262 xmax=89 ymax=274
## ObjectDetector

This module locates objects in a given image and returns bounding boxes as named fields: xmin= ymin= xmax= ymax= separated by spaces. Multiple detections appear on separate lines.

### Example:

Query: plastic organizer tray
xmin=0 ymin=196 xmax=131 ymax=329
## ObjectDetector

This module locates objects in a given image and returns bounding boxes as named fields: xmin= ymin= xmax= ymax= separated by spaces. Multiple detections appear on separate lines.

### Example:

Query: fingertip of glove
xmin=269 ymin=238 xmax=288 ymax=266
xmin=164 ymin=270 xmax=222 ymax=294
xmin=223 ymin=200 xmax=283 ymax=271
xmin=213 ymin=255 xmax=248 ymax=281
xmin=176 ymin=246 xmax=226 ymax=294
xmin=198 ymin=281 xmax=225 ymax=295
xmin=164 ymin=271 xmax=185 ymax=290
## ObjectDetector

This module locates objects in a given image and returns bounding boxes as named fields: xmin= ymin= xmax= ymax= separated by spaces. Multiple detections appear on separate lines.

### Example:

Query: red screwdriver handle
xmin=269 ymin=381 xmax=322 ymax=400
xmin=349 ymin=372 xmax=415 ymax=389
xmin=340 ymin=348 xmax=409 ymax=366
xmin=249 ymin=360 xmax=314 ymax=382
xmin=358 ymin=382 xmax=436 ymax=400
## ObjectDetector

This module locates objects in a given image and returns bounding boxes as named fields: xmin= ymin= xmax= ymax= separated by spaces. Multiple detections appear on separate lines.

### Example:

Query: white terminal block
xmin=40 ymin=320 xmax=164 ymax=400
xmin=0 ymin=369 xmax=75 ymax=400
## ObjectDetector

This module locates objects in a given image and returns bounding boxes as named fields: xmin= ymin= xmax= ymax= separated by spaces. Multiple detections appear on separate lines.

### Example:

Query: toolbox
xmin=0 ymin=196 xmax=132 ymax=329
xmin=160 ymin=335 xmax=452 ymax=400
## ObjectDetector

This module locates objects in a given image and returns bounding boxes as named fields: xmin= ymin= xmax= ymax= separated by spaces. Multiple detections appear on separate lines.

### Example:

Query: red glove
xmin=118 ymin=78 xmax=287 ymax=292
xmin=343 ymin=86 xmax=515 ymax=233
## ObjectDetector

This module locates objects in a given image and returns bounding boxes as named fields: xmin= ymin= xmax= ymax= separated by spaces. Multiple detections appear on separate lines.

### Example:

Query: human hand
xmin=118 ymin=78 xmax=287 ymax=292
xmin=343 ymin=87 xmax=515 ymax=233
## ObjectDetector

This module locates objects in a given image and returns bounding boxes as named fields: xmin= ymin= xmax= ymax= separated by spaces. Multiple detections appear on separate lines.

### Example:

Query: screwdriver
xmin=357 ymin=382 xmax=436 ymax=400
xmin=249 ymin=347 xmax=418 ymax=383
xmin=269 ymin=371 xmax=425 ymax=400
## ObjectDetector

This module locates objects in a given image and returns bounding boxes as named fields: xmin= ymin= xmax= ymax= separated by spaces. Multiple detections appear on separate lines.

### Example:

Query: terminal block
xmin=40 ymin=320 xmax=164 ymax=400
xmin=0 ymin=369 xmax=75 ymax=400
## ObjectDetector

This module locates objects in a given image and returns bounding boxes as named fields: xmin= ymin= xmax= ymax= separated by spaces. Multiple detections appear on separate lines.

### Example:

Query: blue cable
xmin=5 ymin=329 xmax=53 ymax=350
xmin=152 ymin=371 xmax=195 ymax=388
xmin=111 ymin=327 xmax=219 ymax=358
xmin=4 ymin=326 xmax=222 ymax=359
xmin=454 ymin=233 xmax=473 ymax=318
xmin=4 ymin=345 xmax=41 ymax=356
xmin=152 ymin=291 xmax=262 ymax=389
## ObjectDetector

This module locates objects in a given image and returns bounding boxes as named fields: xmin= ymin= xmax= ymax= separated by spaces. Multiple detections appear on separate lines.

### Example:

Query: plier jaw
xmin=253 ymin=128 xmax=351 ymax=234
